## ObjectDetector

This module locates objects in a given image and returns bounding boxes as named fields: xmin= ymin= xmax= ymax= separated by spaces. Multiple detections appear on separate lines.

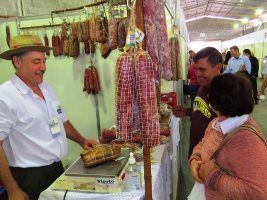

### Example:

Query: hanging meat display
xmin=6 ymin=25 xmax=10 ymax=48
xmin=115 ymin=52 xmax=134 ymax=141
xmin=134 ymin=49 xmax=160 ymax=146
xmin=143 ymin=0 xmax=172 ymax=81
xmin=83 ymin=62 xmax=100 ymax=95
xmin=108 ymin=18 xmax=118 ymax=50
xmin=117 ymin=18 xmax=129 ymax=50
xmin=115 ymin=50 xmax=160 ymax=146
xmin=52 ymin=33 xmax=61 ymax=57
xmin=44 ymin=34 xmax=50 ymax=56
xmin=169 ymin=37 xmax=181 ymax=80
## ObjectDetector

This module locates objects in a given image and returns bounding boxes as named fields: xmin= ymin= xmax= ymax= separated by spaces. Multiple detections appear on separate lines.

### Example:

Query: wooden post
xmin=135 ymin=0 xmax=146 ymax=50
xmin=143 ymin=146 xmax=152 ymax=200
xmin=135 ymin=1 xmax=153 ymax=199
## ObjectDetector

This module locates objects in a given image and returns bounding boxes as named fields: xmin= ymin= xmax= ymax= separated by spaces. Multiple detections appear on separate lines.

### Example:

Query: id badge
xmin=49 ymin=118 xmax=61 ymax=136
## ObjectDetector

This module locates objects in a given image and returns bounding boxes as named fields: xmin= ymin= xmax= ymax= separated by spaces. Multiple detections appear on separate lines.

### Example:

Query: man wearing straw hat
xmin=0 ymin=34 xmax=98 ymax=200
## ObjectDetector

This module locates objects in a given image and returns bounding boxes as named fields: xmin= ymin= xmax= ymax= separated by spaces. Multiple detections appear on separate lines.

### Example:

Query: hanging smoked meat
xmin=169 ymin=37 xmax=181 ymax=80
xmin=83 ymin=65 xmax=100 ymax=95
xmin=115 ymin=50 xmax=160 ymax=146
xmin=143 ymin=0 xmax=172 ymax=81
xmin=6 ymin=25 xmax=10 ymax=47
xmin=134 ymin=49 xmax=160 ymax=146
xmin=117 ymin=18 xmax=129 ymax=50
xmin=108 ymin=18 xmax=118 ymax=50
xmin=84 ymin=40 xmax=90 ymax=55
xmin=82 ymin=20 xmax=90 ymax=42
xmin=89 ymin=40 xmax=96 ymax=54
xmin=115 ymin=51 xmax=134 ymax=141
xmin=100 ymin=41 xmax=112 ymax=59
xmin=44 ymin=34 xmax=50 ymax=56
xmin=89 ymin=16 xmax=97 ymax=42
xmin=52 ymin=34 xmax=61 ymax=57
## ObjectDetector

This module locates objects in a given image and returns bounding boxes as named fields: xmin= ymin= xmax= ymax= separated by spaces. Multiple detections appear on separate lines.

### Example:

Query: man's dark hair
xmin=223 ymin=51 xmax=232 ymax=65
xmin=193 ymin=47 xmax=222 ymax=67
xmin=208 ymin=73 xmax=254 ymax=117
xmin=11 ymin=52 xmax=29 ymax=69
xmin=188 ymin=50 xmax=195 ymax=54
xmin=230 ymin=45 xmax=239 ymax=52
xmin=243 ymin=49 xmax=252 ymax=56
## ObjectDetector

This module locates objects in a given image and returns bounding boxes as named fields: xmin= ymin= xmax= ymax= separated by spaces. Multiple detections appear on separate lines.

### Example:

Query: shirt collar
xmin=219 ymin=114 xmax=249 ymax=135
xmin=11 ymin=74 xmax=44 ymax=96
xmin=11 ymin=74 xmax=31 ymax=95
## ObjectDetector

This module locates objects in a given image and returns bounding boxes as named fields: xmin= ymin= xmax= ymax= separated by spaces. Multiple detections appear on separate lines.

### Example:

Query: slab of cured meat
xmin=143 ymin=0 xmax=172 ymax=81
xmin=134 ymin=49 xmax=160 ymax=146
xmin=115 ymin=52 xmax=134 ymax=141
xmin=169 ymin=37 xmax=181 ymax=80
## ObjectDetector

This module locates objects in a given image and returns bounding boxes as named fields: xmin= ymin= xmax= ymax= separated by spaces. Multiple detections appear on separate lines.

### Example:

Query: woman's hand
xmin=190 ymin=159 xmax=204 ymax=183
xmin=199 ymin=159 xmax=216 ymax=181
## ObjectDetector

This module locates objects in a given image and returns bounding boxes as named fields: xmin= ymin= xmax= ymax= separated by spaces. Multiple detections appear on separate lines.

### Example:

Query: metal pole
xmin=94 ymin=95 xmax=101 ymax=138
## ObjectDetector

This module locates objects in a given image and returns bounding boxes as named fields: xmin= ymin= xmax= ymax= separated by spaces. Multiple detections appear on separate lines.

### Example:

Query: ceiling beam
xmin=182 ymin=0 xmax=245 ymax=12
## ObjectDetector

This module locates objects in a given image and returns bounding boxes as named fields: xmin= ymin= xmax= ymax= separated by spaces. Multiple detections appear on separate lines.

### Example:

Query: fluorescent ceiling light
xmin=233 ymin=24 xmax=239 ymax=28
xmin=186 ymin=15 xmax=243 ymax=22
xmin=255 ymin=8 xmax=264 ymax=16
xmin=241 ymin=18 xmax=249 ymax=23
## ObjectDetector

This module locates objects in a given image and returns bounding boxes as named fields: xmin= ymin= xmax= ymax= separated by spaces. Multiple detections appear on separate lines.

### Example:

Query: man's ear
xmin=215 ymin=63 xmax=222 ymax=72
xmin=12 ymin=56 xmax=21 ymax=69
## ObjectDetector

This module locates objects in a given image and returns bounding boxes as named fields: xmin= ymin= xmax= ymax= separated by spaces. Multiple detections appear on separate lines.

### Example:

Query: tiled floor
xmin=176 ymin=82 xmax=267 ymax=200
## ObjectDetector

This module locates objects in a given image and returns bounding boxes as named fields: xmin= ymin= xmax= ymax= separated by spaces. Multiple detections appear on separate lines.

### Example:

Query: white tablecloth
xmin=39 ymin=116 xmax=180 ymax=200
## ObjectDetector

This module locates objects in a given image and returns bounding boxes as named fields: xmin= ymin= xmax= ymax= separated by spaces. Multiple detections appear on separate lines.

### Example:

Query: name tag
xmin=49 ymin=118 xmax=61 ymax=136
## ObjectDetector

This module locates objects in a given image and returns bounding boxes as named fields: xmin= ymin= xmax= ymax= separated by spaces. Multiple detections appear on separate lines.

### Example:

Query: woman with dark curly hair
xmin=189 ymin=73 xmax=267 ymax=199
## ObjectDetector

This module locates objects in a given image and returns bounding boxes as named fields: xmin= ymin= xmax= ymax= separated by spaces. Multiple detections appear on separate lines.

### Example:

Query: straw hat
xmin=0 ymin=34 xmax=52 ymax=60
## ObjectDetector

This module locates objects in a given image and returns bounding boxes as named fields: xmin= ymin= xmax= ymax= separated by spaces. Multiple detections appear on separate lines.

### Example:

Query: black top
xmin=249 ymin=56 xmax=259 ymax=77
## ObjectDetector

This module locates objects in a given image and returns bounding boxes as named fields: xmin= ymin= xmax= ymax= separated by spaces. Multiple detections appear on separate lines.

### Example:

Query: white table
xmin=39 ymin=116 xmax=180 ymax=200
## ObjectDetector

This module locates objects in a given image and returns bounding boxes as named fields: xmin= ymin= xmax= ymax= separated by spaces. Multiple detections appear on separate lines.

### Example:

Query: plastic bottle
xmin=125 ymin=152 xmax=142 ymax=191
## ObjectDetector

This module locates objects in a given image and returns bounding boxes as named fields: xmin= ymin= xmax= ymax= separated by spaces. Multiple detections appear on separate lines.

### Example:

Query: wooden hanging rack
xmin=19 ymin=23 xmax=62 ymax=30
xmin=50 ymin=0 xmax=108 ymax=24
xmin=0 ymin=15 xmax=17 ymax=18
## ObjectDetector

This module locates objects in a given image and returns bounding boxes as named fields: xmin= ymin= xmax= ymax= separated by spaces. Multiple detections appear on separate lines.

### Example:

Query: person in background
xmin=262 ymin=56 xmax=267 ymax=79
xmin=259 ymin=75 xmax=267 ymax=97
xmin=243 ymin=49 xmax=259 ymax=104
xmin=188 ymin=50 xmax=195 ymax=65
xmin=224 ymin=45 xmax=251 ymax=76
xmin=172 ymin=47 xmax=222 ymax=157
xmin=0 ymin=34 xmax=98 ymax=200
xmin=187 ymin=50 xmax=200 ymax=107
xmin=222 ymin=51 xmax=231 ymax=72
xmin=190 ymin=73 xmax=267 ymax=199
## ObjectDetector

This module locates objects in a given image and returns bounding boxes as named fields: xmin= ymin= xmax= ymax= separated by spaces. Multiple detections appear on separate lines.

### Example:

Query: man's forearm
xmin=0 ymin=142 xmax=20 ymax=193
xmin=63 ymin=121 xmax=85 ymax=147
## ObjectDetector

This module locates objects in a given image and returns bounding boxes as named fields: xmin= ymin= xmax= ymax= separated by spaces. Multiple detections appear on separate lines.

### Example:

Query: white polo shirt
xmin=0 ymin=75 xmax=68 ymax=167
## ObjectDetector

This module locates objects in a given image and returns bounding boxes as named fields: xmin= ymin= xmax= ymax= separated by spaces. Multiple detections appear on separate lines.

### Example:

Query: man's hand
xmin=8 ymin=188 xmax=29 ymax=200
xmin=190 ymin=159 xmax=204 ymax=183
xmin=199 ymin=159 xmax=216 ymax=181
xmin=81 ymin=138 xmax=99 ymax=150
xmin=172 ymin=105 xmax=187 ymax=117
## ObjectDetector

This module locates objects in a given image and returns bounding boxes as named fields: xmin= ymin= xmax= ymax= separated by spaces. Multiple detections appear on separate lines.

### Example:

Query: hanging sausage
xmin=134 ymin=49 xmax=160 ymax=146
xmin=83 ymin=61 xmax=100 ymax=95
xmin=108 ymin=18 xmax=118 ymax=50
xmin=6 ymin=25 xmax=10 ymax=47
xmin=44 ymin=34 xmax=50 ymax=56
xmin=115 ymin=51 xmax=134 ymax=141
